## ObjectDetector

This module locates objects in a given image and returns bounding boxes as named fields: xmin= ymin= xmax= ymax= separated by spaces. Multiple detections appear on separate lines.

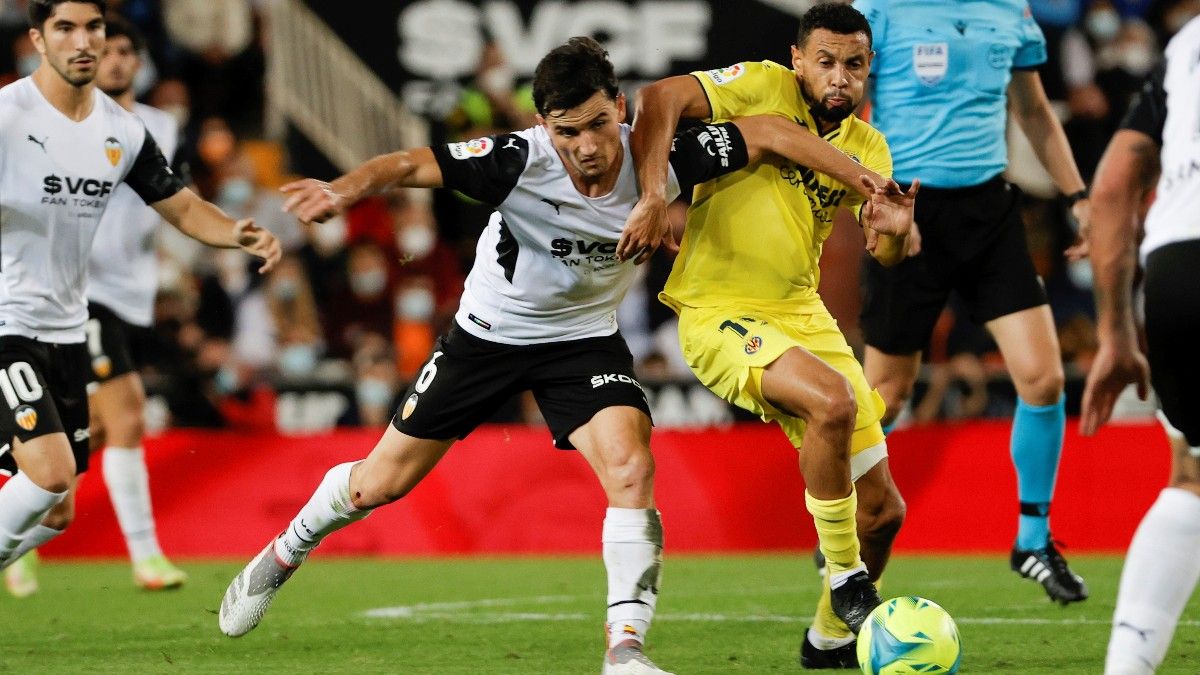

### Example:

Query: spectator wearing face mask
xmin=264 ymin=256 xmax=325 ymax=381
xmin=213 ymin=158 xmax=306 ymax=252
xmin=322 ymin=241 xmax=397 ymax=359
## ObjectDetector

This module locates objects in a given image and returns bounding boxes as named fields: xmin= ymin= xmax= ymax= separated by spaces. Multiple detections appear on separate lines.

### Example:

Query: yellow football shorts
xmin=678 ymin=304 xmax=886 ymax=461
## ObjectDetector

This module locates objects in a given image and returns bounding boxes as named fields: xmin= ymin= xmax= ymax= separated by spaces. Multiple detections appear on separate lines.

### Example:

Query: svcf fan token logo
xmin=104 ymin=137 xmax=122 ymax=166
xmin=705 ymin=63 xmax=745 ymax=85
xmin=448 ymin=137 xmax=493 ymax=160
xmin=92 ymin=355 xmax=112 ymax=379
xmin=14 ymin=405 xmax=37 ymax=432
xmin=744 ymin=336 xmax=763 ymax=355
xmin=401 ymin=393 xmax=419 ymax=420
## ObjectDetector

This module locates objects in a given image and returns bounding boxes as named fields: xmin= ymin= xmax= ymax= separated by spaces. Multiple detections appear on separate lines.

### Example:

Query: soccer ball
xmin=857 ymin=596 xmax=961 ymax=674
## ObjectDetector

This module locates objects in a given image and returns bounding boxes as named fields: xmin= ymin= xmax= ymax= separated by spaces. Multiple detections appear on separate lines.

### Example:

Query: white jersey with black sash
xmin=431 ymin=122 xmax=749 ymax=345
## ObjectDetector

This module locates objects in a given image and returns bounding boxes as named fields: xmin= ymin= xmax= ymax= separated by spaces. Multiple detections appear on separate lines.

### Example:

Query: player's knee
xmin=810 ymin=377 xmax=857 ymax=432
xmin=107 ymin=408 xmax=145 ymax=446
xmin=860 ymin=491 xmax=906 ymax=543
xmin=23 ymin=459 xmax=75 ymax=494
xmin=603 ymin=446 xmax=656 ymax=495
xmin=877 ymin=383 xmax=913 ymax=426
xmin=1017 ymin=366 xmax=1064 ymax=406
xmin=88 ymin=424 xmax=106 ymax=453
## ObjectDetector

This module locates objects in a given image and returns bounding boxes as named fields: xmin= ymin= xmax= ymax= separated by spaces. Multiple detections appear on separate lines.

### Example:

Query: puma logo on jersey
xmin=540 ymin=198 xmax=565 ymax=215
xmin=26 ymin=134 xmax=47 ymax=152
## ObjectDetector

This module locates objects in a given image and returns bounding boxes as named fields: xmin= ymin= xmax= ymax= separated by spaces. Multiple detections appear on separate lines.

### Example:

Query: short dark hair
xmin=796 ymin=2 xmax=872 ymax=49
xmin=27 ymin=0 xmax=107 ymax=30
xmin=103 ymin=15 xmax=144 ymax=53
xmin=532 ymin=36 xmax=619 ymax=116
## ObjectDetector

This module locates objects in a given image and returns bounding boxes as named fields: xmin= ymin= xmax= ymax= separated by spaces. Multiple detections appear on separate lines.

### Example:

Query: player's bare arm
xmin=151 ymin=188 xmax=282 ymax=273
xmin=1080 ymin=129 xmax=1159 ymax=435
xmin=621 ymin=75 xmax=713 ymax=264
xmin=1007 ymin=70 xmax=1091 ymax=257
xmin=280 ymin=148 xmax=443 ymax=225
xmin=730 ymin=115 xmax=899 ymax=198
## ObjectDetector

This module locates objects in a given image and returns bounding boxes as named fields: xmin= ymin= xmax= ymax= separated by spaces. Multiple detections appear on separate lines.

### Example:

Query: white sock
xmin=829 ymin=564 xmax=868 ymax=590
xmin=603 ymin=507 xmax=663 ymax=649
xmin=9 ymin=524 xmax=63 ymax=562
xmin=103 ymin=446 xmax=162 ymax=563
xmin=0 ymin=473 xmax=65 ymax=568
xmin=807 ymin=626 xmax=856 ymax=650
xmin=1105 ymin=488 xmax=1200 ymax=675
xmin=274 ymin=462 xmax=369 ymax=566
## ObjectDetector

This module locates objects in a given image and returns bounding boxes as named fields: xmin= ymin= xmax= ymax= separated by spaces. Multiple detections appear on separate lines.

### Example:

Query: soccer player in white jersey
xmin=217 ymin=36 xmax=911 ymax=673
xmin=4 ymin=17 xmax=186 ymax=598
xmin=0 ymin=0 xmax=280 ymax=578
xmin=1082 ymin=17 xmax=1200 ymax=674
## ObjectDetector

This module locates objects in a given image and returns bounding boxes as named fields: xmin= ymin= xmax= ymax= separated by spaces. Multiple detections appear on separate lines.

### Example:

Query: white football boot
xmin=219 ymin=538 xmax=306 ymax=637
xmin=602 ymin=640 xmax=674 ymax=675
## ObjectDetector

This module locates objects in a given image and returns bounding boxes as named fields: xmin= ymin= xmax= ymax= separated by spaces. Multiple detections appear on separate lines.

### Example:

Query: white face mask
xmin=311 ymin=216 xmax=347 ymax=256
xmin=277 ymin=344 xmax=318 ymax=377
xmin=1066 ymin=258 xmax=1094 ymax=290
xmin=17 ymin=54 xmax=40 ymax=77
xmin=1118 ymin=44 xmax=1157 ymax=76
xmin=1086 ymin=9 xmax=1121 ymax=42
xmin=356 ymin=378 xmax=395 ymax=408
xmin=216 ymin=249 xmax=249 ymax=295
xmin=479 ymin=65 xmax=515 ymax=96
xmin=397 ymin=224 xmax=437 ymax=260
xmin=157 ymin=257 xmax=185 ymax=293
xmin=350 ymin=268 xmax=388 ymax=298
xmin=396 ymin=287 xmax=436 ymax=321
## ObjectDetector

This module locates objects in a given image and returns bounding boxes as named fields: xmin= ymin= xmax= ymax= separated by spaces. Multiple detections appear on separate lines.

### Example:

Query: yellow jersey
xmin=660 ymin=60 xmax=892 ymax=314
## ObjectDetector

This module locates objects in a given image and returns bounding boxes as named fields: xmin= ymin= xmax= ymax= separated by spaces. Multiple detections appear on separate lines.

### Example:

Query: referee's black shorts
xmin=861 ymin=175 xmax=1048 ymax=355
xmin=1144 ymin=239 xmax=1200 ymax=447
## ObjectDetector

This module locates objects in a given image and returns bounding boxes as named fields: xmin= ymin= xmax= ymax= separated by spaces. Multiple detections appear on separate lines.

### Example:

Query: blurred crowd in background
xmin=0 ymin=0 xmax=1190 ymax=430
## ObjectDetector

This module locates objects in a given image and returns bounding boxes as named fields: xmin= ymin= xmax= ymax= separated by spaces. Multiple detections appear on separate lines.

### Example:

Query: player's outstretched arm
xmin=280 ymin=148 xmax=444 ymax=225
xmin=152 ymin=188 xmax=282 ymax=273
xmin=731 ymin=116 xmax=900 ymax=198
xmin=1008 ymin=70 xmax=1091 ymax=249
xmin=1080 ymin=129 xmax=1158 ymax=436
xmin=621 ymin=75 xmax=714 ymax=264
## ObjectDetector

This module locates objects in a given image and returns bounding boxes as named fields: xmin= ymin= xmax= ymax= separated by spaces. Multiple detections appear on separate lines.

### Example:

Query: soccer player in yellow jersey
xmin=621 ymin=4 xmax=917 ymax=668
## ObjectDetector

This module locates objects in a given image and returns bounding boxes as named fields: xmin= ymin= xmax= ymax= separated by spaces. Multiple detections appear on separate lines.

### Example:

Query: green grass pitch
xmin=5 ymin=554 xmax=1199 ymax=673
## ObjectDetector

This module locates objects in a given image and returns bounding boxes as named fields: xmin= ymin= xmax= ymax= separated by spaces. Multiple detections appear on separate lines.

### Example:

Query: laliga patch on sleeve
xmin=703 ymin=63 xmax=746 ymax=85
xmin=448 ymin=137 xmax=494 ymax=160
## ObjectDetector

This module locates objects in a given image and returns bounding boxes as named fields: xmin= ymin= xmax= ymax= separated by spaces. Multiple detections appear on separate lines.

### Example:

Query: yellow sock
xmin=813 ymin=573 xmax=853 ymax=639
xmin=805 ymin=488 xmax=863 ymax=575
xmin=813 ymin=574 xmax=885 ymax=641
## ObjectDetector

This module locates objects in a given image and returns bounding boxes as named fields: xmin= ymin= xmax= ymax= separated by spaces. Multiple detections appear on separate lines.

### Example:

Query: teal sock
xmin=1011 ymin=395 xmax=1065 ymax=550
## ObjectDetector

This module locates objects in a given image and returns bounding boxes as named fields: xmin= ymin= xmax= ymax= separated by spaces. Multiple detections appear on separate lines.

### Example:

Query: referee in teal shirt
xmin=854 ymin=0 xmax=1090 ymax=607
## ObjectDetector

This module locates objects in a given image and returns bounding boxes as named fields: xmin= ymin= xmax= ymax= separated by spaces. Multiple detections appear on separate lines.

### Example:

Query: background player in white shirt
xmin=0 ymin=0 xmax=279 ymax=576
xmin=4 ymin=17 xmax=186 ymax=598
xmin=217 ymin=36 xmax=911 ymax=674
xmin=1082 ymin=17 xmax=1200 ymax=674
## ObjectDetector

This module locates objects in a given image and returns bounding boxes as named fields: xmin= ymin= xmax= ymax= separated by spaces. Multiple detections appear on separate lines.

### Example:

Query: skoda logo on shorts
xmin=14 ymin=405 xmax=37 ymax=431
xmin=401 ymin=393 xmax=419 ymax=420
xmin=745 ymin=336 xmax=763 ymax=355
xmin=92 ymin=355 xmax=112 ymax=379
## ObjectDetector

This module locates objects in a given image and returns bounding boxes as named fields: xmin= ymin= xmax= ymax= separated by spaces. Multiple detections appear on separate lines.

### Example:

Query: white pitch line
xmin=361 ymin=597 xmax=1200 ymax=628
